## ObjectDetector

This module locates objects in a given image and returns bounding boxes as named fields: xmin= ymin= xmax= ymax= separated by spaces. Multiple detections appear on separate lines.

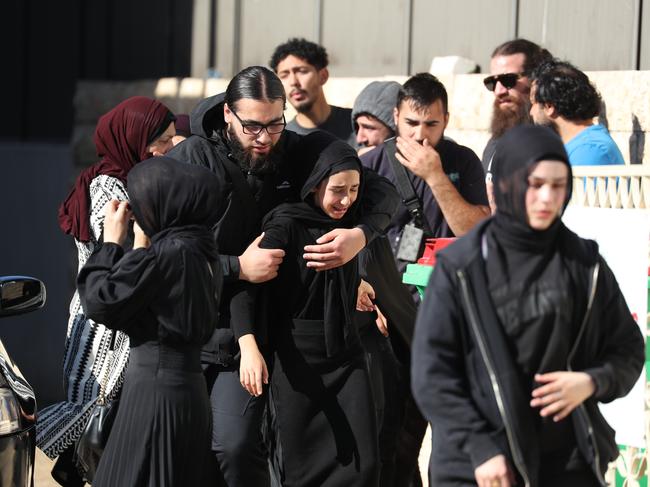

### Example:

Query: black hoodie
xmin=166 ymin=93 xmax=400 ymax=365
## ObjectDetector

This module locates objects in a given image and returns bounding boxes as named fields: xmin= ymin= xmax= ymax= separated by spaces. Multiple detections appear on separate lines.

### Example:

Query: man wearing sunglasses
xmin=166 ymin=66 xmax=399 ymax=486
xmin=482 ymin=39 xmax=553 ymax=171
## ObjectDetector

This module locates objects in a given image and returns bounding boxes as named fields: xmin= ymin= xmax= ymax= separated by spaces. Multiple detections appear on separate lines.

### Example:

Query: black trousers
xmin=540 ymin=468 xmax=601 ymax=486
xmin=205 ymin=365 xmax=270 ymax=487
xmin=359 ymin=318 xmax=404 ymax=487
xmin=394 ymin=388 xmax=427 ymax=487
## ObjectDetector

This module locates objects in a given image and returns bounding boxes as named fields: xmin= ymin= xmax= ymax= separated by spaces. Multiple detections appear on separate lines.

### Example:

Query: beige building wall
xmin=73 ymin=69 xmax=650 ymax=170
xmin=410 ymin=0 xmax=516 ymax=74
xmin=196 ymin=0 xmax=650 ymax=78
xmin=519 ymin=0 xmax=639 ymax=70
xmin=320 ymin=0 xmax=412 ymax=76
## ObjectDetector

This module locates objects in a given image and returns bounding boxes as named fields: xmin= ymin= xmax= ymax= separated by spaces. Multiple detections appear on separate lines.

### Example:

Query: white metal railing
xmin=570 ymin=166 xmax=650 ymax=209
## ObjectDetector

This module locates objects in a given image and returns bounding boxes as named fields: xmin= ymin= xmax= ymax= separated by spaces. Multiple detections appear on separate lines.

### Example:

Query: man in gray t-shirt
xmin=269 ymin=38 xmax=354 ymax=144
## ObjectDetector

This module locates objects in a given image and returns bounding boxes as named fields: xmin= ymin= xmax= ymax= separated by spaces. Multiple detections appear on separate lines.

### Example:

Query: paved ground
xmin=34 ymin=427 xmax=432 ymax=486
xmin=35 ymin=449 xmax=59 ymax=487
xmin=419 ymin=425 xmax=431 ymax=487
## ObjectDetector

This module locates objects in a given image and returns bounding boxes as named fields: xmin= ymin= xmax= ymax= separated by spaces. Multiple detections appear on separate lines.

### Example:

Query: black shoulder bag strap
xmin=384 ymin=138 xmax=434 ymax=235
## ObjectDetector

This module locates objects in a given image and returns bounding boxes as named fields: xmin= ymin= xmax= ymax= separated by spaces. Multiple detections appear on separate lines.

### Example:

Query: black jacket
xmin=167 ymin=93 xmax=400 ymax=364
xmin=411 ymin=218 xmax=644 ymax=486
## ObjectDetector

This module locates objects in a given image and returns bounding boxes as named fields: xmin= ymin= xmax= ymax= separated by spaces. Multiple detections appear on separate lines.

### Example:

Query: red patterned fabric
xmin=58 ymin=96 xmax=171 ymax=242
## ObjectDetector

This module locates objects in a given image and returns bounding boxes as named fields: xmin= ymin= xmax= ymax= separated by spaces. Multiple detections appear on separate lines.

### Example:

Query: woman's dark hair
xmin=224 ymin=66 xmax=286 ymax=110
xmin=491 ymin=38 xmax=553 ymax=77
xmin=269 ymin=38 xmax=329 ymax=72
xmin=147 ymin=110 xmax=176 ymax=144
xmin=396 ymin=73 xmax=448 ymax=113
xmin=531 ymin=60 xmax=601 ymax=121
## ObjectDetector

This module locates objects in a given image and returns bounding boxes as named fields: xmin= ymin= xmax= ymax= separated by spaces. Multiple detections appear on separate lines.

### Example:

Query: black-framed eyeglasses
xmin=483 ymin=73 xmax=522 ymax=92
xmin=230 ymin=108 xmax=286 ymax=136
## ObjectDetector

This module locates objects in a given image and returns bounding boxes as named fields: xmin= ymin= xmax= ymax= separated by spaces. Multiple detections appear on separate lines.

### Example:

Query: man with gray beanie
xmin=361 ymin=73 xmax=488 ymax=261
xmin=352 ymin=80 xmax=401 ymax=152
xmin=360 ymin=74 xmax=489 ymax=486
xmin=353 ymin=79 xmax=419 ymax=486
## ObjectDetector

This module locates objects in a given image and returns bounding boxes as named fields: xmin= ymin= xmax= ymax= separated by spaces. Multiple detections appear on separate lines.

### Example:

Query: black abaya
xmin=78 ymin=157 xmax=226 ymax=487
xmin=260 ymin=141 xmax=380 ymax=486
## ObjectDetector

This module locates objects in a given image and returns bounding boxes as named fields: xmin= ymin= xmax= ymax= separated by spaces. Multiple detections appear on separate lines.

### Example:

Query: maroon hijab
xmin=58 ymin=96 xmax=173 ymax=242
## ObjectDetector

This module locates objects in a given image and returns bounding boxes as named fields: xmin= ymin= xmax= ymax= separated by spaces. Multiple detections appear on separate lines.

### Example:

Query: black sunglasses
xmin=483 ymin=73 xmax=522 ymax=92
xmin=230 ymin=108 xmax=286 ymax=136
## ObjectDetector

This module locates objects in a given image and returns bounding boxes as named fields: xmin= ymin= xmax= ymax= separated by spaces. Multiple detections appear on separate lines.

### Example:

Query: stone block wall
xmin=73 ymin=71 xmax=650 ymax=170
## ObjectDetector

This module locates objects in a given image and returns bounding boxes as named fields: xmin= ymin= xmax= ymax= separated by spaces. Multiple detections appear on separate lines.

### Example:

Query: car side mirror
xmin=0 ymin=277 xmax=46 ymax=317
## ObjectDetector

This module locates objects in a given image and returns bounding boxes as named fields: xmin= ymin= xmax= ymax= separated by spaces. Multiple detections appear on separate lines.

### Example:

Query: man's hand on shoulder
xmin=303 ymin=227 xmax=366 ymax=271
xmin=239 ymin=233 xmax=285 ymax=283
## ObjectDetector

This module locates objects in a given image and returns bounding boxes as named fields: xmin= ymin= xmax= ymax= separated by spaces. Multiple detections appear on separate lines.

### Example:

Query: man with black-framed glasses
xmin=166 ymin=65 xmax=399 ymax=487
xmin=481 ymin=39 xmax=553 ymax=172
xmin=229 ymin=108 xmax=286 ymax=136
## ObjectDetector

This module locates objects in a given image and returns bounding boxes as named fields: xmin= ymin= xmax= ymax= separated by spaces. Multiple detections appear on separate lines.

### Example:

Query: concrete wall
xmin=0 ymin=144 xmax=74 ymax=407
xmin=5 ymin=0 xmax=194 ymax=143
xmin=72 ymin=70 xmax=650 ymax=172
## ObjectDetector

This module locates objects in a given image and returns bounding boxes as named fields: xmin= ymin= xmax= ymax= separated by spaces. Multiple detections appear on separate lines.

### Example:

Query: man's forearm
xmin=426 ymin=172 xmax=490 ymax=236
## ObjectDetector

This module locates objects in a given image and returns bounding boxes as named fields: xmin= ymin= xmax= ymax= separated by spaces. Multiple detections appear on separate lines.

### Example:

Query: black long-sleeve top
xmin=78 ymin=241 xmax=219 ymax=348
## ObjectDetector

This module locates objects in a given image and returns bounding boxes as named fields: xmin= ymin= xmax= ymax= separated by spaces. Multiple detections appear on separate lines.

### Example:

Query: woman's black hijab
xmin=127 ymin=156 xmax=227 ymax=261
xmin=487 ymin=126 xmax=583 ymax=471
xmin=492 ymin=124 xmax=572 ymax=228
xmin=263 ymin=137 xmax=364 ymax=357
xmin=264 ymin=134 xmax=364 ymax=228
xmin=486 ymin=124 xmax=572 ymax=319
xmin=101 ymin=157 xmax=229 ymax=343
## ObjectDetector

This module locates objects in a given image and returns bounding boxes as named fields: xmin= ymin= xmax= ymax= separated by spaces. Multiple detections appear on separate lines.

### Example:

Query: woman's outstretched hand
xmin=531 ymin=371 xmax=596 ymax=421
xmin=103 ymin=200 xmax=132 ymax=246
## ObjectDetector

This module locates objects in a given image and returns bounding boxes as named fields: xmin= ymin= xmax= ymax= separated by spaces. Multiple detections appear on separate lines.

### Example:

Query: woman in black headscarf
xmin=411 ymin=125 xmax=644 ymax=487
xmin=77 ymin=156 xmax=226 ymax=487
xmin=38 ymin=98 xmax=176 ymax=486
xmin=260 ymin=139 xmax=379 ymax=486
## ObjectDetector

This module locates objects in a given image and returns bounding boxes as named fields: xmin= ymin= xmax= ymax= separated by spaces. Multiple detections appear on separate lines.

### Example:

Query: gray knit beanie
xmin=351 ymin=81 xmax=401 ymax=132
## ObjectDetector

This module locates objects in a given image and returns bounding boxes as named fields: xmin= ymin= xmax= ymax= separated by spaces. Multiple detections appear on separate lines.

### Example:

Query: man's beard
xmin=538 ymin=118 xmax=560 ymax=136
xmin=294 ymin=97 xmax=314 ymax=114
xmin=490 ymin=97 xmax=531 ymax=139
xmin=288 ymin=88 xmax=314 ymax=114
xmin=226 ymin=125 xmax=280 ymax=173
